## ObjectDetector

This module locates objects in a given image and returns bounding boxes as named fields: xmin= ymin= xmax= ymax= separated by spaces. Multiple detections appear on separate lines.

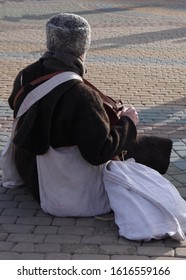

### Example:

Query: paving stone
xmin=175 ymin=248 xmax=186 ymax=257
xmin=72 ymin=254 xmax=109 ymax=260
xmin=111 ymin=255 xmax=150 ymax=260
xmin=94 ymin=226 xmax=119 ymax=236
xmin=52 ymin=217 xmax=76 ymax=226
xmin=0 ymin=233 xmax=8 ymax=241
xmin=7 ymin=233 xmax=45 ymax=243
xmin=100 ymin=245 xmax=136 ymax=255
xmin=0 ymin=201 xmax=19 ymax=208
xmin=0 ymin=241 xmax=14 ymax=251
xmin=45 ymin=235 xmax=81 ymax=245
xmin=137 ymin=246 xmax=174 ymax=257
xmin=34 ymin=243 xmax=61 ymax=253
xmin=1 ymin=208 xmax=36 ymax=216
xmin=164 ymin=238 xmax=186 ymax=248
xmin=18 ymin=201 xmax=41 ymax=209
xmin=0 ymin=252 xmax=20 ymax=260
xmin=17 ymin=217 xmax=52 ymax=225
xmin=45 ymin=253 xmax=71 ymax=260
xmin=58 ymin=225 xmax=94 ymax=236
xmin=11 ymin=243 xmax=34 ymax=253
xmin=20 ymin=253 xmax=45 ymax=260
xmin=61 ymin=244 xmax=100 ymax=254
xmin=117 ymin=237 xmax=141 ymax=246
xmin=76 ymin=217 xmax=110 ymax=227
xmin=34 ymin=226 xmax=58 ymax=235
xmin=0 ymin=194 xmax=14 ymax=201
xmin=81 ymin=235 xmax=118 ymax=245
xmin=0 ymin=216 xmax=17 ymax=224
xmin=2 ymin=224 xmax=34 ymax=233
xmin=14 ymin=195 xmax=34 ymax=202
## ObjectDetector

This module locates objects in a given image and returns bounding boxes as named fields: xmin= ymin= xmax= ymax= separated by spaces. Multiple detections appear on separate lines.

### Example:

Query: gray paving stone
xmin=0 ymin=193 xmax=14 ymax=201
xmin=11 ymin=243 xmax=34 ymax=253
xmin=175 ymin=248 xmax=186 ymax=257
xmin=100 ymin=245 xmax=136 ymax=255
xmin=0 ymin=233 xmax=8 ymax=241
xmin=111 ymin=255 xmax=150 ymax=260
xmin=0 ymin=241 xmax=14 ymax=251
xmin=0 ymin=187 xmax=7 ymax=194
xmin=1 ymin=208 xmax=36 ymax=216
xmin=18 ymin=201 xmax=41 ymax=209
xmin=58 ymin=225 xmax=94 ymax=236
xmin=2 ymin=224 xmax=34 ymax=233
xmin=0 ymin=201 xmax=19 ymax=208
xmin=45 ymin=253 xmax=71 ymax=260
xmin=0 ymin=252 xmax=20 ymax=260
xmin=45 ymin=235 xmax=81 ymax=245
xmin=14 ymin=195 xmax=34 ymax=202
xmin=137 ymin=246 xmax=174 ymax=257
xmin=61 ymin=244 xmax=100 ymax=254
xmin=20 ymin=253 xmax=45 ymax=260
xmin=164 ymin=238 xmax=186 ymax=248
xmin=94 ymin=226 xmax=119 ymax=236
xmin=52 ymin=217 xmax=76 ymax=226
xmin=76 ymin=217 xmax=110 ymax=227
xmin=7 ymin=233 xmax=45 ymax=243
xmin=34 ymin=226 xmax=58 ymax=235
xmin=72 ymin=254 xmax=109 ymax=260
xmin=6 ymin=188 xmax=27 ymax=195
xmin=34 ymin=243 xmax=61 ymax=253
xmin=0 ymin=215 xmax=17 ymax=224
xmin=17 ymin=217 xmax=52 ymax=225
xmin=81 ymin=235 xmax=118 ymax=245
xmin=117 ymin=237 xmax=141 ymax=246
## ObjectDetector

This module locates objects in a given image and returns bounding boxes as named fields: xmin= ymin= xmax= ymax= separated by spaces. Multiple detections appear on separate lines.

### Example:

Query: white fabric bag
xmin=103 ymin=159 xmax=186 ymax=241
xmin=0 ymin=72 xmax=83 ymax=188
xmin=0 ymin=118 xmax=24 ymax=188
xmin=37 ymin=146 xmax=111 ymax=217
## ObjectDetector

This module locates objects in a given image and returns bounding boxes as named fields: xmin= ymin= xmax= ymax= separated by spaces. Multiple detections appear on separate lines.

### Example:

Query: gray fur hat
xmin=46 ymin=13 xmax=91 ymax=57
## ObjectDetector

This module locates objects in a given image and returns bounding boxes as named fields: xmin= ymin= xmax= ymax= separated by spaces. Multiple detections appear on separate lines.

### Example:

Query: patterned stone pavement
xmin=0 ymin=0 xmax=186 ymax=260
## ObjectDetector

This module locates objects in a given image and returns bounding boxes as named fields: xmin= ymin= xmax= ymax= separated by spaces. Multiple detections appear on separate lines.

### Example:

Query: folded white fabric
xmin=103 ymin=159 xmax=186 ymax=241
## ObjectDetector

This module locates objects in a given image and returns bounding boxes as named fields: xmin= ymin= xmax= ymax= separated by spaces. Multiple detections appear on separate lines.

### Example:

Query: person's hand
xmin=120 ymin=106 xmax=139 ymax=125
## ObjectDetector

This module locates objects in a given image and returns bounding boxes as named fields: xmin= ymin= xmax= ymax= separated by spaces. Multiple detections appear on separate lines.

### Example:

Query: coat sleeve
xmin=71 ymin=83 xmax=137 ymax=165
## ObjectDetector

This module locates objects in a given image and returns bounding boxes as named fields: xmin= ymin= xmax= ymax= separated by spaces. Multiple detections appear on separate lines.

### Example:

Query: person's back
xmin=7 ymin=13 xmax=137 ymax=216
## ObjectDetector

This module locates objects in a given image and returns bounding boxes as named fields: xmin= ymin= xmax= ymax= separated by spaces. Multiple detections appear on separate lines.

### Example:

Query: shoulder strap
xmin=13 ymin=71 xmax=63 ymax=108
xmin=16 ymin=71 xmax=82 ymax=119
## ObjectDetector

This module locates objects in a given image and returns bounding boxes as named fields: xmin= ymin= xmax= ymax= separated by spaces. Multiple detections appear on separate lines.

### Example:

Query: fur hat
xmin=46 ymin=13 xmax=91 ymax=57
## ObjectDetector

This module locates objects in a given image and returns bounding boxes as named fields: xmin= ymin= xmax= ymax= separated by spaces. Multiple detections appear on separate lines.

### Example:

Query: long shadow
xmin=3 ymin=13 xmax=57 ymax=22
xmin=91 ymin=27 xmax=186 ymax=50
xmin=2 ymin=1 xmax=186 ymax=22
xmin=138 ymin=96 xmax=186 ymax=122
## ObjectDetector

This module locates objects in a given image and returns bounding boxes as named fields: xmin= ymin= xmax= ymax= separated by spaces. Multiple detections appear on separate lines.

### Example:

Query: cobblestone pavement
xmin=0 ymin=0 xmax=186 ymax=260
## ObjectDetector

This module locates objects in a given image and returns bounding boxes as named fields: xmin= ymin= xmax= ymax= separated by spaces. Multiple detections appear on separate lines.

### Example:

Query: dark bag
xmin=124 ymin=135 xmax=172 ymax=174
xmin=84 ymin=79 xmax=172 ymax=174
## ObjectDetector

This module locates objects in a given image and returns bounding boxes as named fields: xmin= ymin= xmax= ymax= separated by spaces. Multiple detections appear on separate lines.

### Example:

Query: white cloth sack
xmin=0 ymin=118 xmax=24 ymax=188
xmin=37 ymin=145 xmax=111 ymax=217
xmin=103 ymin=159 xmax=186 ymax=241
xmin=0 ymin=71 xmax=83 ymax=189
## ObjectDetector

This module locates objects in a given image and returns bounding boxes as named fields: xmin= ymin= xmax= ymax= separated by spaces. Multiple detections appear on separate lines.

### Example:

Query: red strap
xmin=13 ymin=71 xmax=63 ymax=108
